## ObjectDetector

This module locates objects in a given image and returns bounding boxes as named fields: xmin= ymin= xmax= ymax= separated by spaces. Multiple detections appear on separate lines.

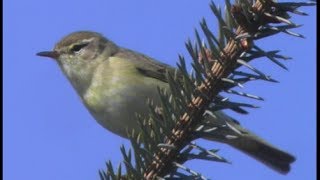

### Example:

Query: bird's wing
xmin=114 ymin=47 xmax=248 ymax=114
xmin=115 ymin=48 xmax=176 ymax=83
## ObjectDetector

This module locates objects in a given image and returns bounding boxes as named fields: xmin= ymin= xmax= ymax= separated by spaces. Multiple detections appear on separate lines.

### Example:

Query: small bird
xmin=37 ymin=31 xmax=295 ymax=174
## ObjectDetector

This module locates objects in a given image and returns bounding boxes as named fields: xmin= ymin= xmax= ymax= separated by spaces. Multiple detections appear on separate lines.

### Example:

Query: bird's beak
xmin=36 ymin=51 xmax=59 ymax=59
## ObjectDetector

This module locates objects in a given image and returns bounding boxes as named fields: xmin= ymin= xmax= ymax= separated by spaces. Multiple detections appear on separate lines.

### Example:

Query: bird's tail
xmin=227 ymin=135 xmax=296 ymax=174
xmin=202 ymin=111 xmax=295 ymax=174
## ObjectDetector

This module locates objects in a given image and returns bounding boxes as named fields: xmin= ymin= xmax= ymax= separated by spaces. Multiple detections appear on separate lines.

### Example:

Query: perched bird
xmin=37 ymin=31 xmax=295 ymax=174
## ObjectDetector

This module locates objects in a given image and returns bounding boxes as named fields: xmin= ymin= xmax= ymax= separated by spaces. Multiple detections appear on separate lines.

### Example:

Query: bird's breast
xmin=82 ymin=57 xmax=167 ymax=137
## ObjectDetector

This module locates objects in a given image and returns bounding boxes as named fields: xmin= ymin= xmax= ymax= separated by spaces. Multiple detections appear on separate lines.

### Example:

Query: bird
xmin=37 ymin=31 xmax=295 ymax=174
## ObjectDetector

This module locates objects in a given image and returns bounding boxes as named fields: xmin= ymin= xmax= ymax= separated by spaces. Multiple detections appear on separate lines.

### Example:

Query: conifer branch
xmin=99 ymin=0 xmax=315 ymax=179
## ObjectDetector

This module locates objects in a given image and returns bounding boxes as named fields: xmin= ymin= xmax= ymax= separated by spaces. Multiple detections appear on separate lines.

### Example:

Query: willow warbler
xmin=37 ymin=31 xmax=295 ymax=174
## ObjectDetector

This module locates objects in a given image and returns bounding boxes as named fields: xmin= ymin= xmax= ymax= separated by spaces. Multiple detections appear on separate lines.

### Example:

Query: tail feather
xmin=204 ymin=111 xmax=295 ymax=174
xmin=229 ymin=136 xmax=295 ymax=174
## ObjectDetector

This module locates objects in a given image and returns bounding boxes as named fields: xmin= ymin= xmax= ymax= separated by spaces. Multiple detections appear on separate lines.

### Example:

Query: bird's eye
xmin=70 ymin=43 xmax=89 ymax=53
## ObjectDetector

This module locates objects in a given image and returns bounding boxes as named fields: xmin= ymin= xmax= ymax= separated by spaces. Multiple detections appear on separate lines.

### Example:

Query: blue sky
xmin=4 ymin=0 xmax=316 ymax=179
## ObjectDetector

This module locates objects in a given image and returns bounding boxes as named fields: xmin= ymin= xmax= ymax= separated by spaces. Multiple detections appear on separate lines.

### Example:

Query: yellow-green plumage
xmin=83 ymin=56 xmax=168 ymax=136
xmin=37 ymin=31 xmax=295 ymax=174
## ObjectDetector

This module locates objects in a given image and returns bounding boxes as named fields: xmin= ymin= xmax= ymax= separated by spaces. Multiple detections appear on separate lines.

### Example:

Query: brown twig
xmin=144 ymin=0 xmax=274 ymax=179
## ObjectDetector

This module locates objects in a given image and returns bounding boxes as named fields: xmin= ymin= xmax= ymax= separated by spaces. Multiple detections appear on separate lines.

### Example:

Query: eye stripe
xmin=69 ymin=43 xmax=89 ymax=52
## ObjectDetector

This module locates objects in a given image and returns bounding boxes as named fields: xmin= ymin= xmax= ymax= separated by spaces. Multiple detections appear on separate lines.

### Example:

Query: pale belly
xmin=83 ymin=75 xmax=167 ymax=138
